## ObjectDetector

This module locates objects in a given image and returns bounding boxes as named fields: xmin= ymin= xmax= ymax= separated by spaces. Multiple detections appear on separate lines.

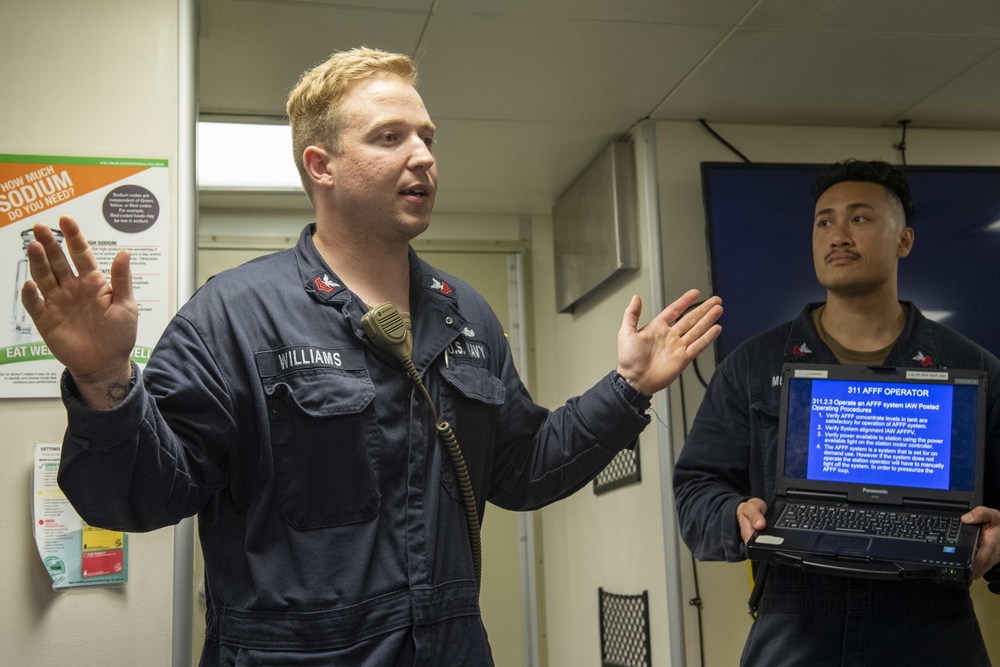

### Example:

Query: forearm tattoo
xmin=106 ymin=382 xmax=129 ymax=408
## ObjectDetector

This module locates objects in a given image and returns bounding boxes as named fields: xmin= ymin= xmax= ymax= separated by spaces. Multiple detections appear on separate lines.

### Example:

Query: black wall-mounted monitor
xmin=701 ymin=162 xmax=1000 ymax=363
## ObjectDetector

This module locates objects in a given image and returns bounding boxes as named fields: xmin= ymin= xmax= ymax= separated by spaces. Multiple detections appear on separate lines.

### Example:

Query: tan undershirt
xmin=811 ymin=304 xmax=908 ymax=366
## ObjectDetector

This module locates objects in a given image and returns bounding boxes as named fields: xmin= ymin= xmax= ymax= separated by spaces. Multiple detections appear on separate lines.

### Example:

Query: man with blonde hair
xmin=23 ymin=47 xmax=722 ymax=665
xmin=286 ymin=47 xmax=418 ymax=202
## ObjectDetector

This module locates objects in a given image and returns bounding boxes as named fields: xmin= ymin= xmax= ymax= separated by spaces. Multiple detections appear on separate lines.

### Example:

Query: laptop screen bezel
xmin=774 ymin=363 xmax=987 ymax=507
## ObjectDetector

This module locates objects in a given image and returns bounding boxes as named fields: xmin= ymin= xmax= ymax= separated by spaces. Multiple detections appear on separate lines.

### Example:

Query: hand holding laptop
xmin=963 ymin=505 xmax=1000 ymax=578
xmin=738 ymin=498 xmax=768 ymax=543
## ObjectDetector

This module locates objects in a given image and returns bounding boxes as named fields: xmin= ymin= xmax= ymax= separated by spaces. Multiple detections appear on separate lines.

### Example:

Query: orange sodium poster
xmin=0 ymin=154 xmax=170 ymax=398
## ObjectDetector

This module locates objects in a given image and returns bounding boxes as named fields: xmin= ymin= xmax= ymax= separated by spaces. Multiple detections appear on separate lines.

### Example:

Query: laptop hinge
xmin=786 ymin=489 xmax=849 ymax=502
xmin=902 ymin=497 xmax=970 ymax=511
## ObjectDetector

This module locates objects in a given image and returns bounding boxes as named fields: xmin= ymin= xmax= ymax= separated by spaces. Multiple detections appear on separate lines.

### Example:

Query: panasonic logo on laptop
xmin=862 ymin=487 xmax=889 ymax=495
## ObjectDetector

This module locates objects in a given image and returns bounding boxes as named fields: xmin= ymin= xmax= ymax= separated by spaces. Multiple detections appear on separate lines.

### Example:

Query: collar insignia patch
xmin=792 ymin=342 xmax=812 ymax=358
xmin=429 ymin=277 xmax=453 ymax=295
xmin=312 ymin=274 xmax=339 ymax=294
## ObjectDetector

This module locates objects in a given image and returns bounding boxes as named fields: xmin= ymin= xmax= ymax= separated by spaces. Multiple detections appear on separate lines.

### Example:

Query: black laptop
xmin=746 ymin=363 xmax=987 ymax=582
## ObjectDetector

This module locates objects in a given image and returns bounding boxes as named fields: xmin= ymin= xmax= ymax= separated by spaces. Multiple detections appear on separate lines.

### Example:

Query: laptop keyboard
xmin=776 ymin=503 xmax=962 ymax=544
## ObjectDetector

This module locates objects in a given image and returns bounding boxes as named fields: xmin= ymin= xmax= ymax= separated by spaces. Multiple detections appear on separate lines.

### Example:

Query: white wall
xmin=198 ymin=203 xmax=526 ymax=243
xmin=531 ymin=136 xmax=676 ymax=665
xmin=0 ymin=2 xmax=180 ymax=665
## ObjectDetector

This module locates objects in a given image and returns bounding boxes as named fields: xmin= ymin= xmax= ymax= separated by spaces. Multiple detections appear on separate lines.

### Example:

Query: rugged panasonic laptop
xmin=746 ymin=363 xmax=987 ymax=582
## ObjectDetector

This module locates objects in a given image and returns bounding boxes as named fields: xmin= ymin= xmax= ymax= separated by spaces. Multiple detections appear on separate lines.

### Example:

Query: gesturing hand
xmin=20 ymin=216 xmax=137 ymax=407
xmin=615 ymin=289 xmax=723 ymax=397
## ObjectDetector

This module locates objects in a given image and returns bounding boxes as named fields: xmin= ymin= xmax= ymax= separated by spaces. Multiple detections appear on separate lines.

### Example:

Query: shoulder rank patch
xmin=425 ymin=275 xmax=455 ymax=297
xmin=305 ymin=273 xmax=347 ymax=301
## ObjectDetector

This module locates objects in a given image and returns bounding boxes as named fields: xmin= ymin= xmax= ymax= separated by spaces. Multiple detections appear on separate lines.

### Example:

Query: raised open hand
xmin=616 ymin=289 xmax=723 ymax=397
xmin=20 ymin=216 xmax=137 ymax=407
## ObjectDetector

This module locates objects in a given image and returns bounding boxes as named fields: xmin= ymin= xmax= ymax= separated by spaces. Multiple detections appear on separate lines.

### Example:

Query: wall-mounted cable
xmin=676 ymin=370 xmax=706 ymax=667
xmin=698 ymin=118 xmax=751 ymax=163
xmin=893 ymin=119 xmax=911 ymax=166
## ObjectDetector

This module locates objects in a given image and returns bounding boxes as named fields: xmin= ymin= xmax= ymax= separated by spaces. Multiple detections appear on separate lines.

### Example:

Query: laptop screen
xmin=781 ymin=366 xmax=984 ymax=496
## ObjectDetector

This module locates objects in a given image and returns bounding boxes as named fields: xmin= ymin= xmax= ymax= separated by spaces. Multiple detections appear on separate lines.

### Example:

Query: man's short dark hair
xmin=816 ymin=159 xmax=916 ymax=222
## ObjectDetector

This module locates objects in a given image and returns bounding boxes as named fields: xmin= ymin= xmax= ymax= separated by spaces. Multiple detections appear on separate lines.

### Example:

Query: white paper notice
xmin=32 ymin=442 xmax=128 ymax=589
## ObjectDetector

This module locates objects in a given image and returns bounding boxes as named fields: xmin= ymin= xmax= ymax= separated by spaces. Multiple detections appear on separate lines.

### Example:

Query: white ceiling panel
xmin=652 ymin=29 xmax=1000 ymax=126
xmin=743 ymin=0 xmax=1000 ymax=35
xmin=199 ymin=0 xmax=427 ymax=115
xmin=417 ymin=14 xmax=727 ymax=124
xmin=433 ymin=0 xmax=758 ymax=26
xmin=902 ymin=48 xmax=1000 ymax=129
xmin=198 ymin=0 xmax=1000 ymax=217
xmin=430 ymin=118 xmax=623 ymax=213
xmin=230 ymin=0 xmax=434 ymax=11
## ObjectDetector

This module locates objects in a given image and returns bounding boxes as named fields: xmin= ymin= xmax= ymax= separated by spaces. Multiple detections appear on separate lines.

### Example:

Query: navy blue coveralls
xmin=57 ymin=225 xmax=651 ymax=666
xmin=675 ymin=303 xmax=1000 ymax=667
